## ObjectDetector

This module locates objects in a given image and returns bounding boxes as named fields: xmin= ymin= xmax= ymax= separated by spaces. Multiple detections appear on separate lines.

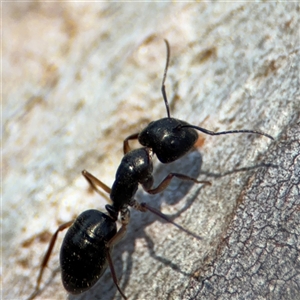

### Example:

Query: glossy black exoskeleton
xmin=29 ymin=201 xmax=130 ymax=300
xmin=60 ymin=210 xmax=117 ymax=294
xmin=124 ymin=40 xmax=274 ymax=163
xmin=110 ymin=148 xmax=154 ymax=211
xmin=139 ymin=118 xmax=199 ymax=163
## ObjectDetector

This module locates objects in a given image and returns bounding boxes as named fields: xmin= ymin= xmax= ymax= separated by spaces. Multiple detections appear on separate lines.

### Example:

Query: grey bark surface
xmin=184 ymin=120 xmax=300 ymax=300
xmin=3 ymin=2 xmax=299 ymax=300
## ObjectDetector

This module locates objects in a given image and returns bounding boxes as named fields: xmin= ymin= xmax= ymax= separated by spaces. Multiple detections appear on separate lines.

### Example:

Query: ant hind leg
xmin=28 ymin=220 xmax=73 ymax=300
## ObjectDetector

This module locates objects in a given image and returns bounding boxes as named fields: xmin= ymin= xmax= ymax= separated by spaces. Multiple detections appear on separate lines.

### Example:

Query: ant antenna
xmin=160 ymin=40 xmax=273 ymax=141
xmin=180 ymin=124 xmax=274 ymax=140
xmin=161 ymin=39 xmax=171 ymax=118
xmin=159 ymin=39 xmax=273 ymax=141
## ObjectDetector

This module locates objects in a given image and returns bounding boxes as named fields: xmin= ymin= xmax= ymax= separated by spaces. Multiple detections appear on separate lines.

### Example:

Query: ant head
xmin=138 ymin=117 xmax=198 ymax=163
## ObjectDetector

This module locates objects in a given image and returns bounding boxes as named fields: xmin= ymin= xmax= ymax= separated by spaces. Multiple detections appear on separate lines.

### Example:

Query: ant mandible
xmin=124 ymin=40 xmax=274 ymax=163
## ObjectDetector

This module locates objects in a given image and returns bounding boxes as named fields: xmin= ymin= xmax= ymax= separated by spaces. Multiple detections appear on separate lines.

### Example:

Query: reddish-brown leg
xmin=145 ymin=172 xmax=211 ymax=194
xmin=28 ymin=220 xmax=73 ymax=300
xmin=123 ymin=133 xmax=139 ymax=154
xmin=82 ymin=169 xmax=111 ymax=194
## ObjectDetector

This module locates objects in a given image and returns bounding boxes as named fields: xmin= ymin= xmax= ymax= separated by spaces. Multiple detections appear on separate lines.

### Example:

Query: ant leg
xmin=107 ymin=208 xmax=130 ymax=247
xmin=106 ymin=209 xmax=130 ymax=300
xmin=144 ymin=173 xmax=211 ymax=195
xmin=82 ymin=170 xmax=111 ymax=194
xmin=123 ymin=133 xmax=139 ymax=154
xmin=129 ymin=199 xmax=201 ymax=240
xmin=106 ymin=252 xmax=127 ymax=300
xmin=29 ymin=220 xmax=73 ymax=300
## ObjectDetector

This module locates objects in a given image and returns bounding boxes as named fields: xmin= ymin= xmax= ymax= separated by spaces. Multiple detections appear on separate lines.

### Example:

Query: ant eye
xmin=174 ymin=124 xmax=182 ymax=131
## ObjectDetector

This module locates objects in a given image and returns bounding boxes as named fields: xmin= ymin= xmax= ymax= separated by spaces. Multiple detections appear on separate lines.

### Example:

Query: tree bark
xmin=3 ymin=3 xmax=299 ymax=300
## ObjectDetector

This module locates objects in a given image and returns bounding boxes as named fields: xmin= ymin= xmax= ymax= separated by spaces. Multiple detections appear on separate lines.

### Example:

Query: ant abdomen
xmin=60 ymin=209 xmax=116 ymax=294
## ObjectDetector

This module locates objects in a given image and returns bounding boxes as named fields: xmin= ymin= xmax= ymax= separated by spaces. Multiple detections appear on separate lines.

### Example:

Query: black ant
xmin=124 ymin=40 xmax=274 ymax=162
xmin=29 ymin=134 xmax=210 ymax=298
xmin=29 ymin=39 xmax=273 ymax=300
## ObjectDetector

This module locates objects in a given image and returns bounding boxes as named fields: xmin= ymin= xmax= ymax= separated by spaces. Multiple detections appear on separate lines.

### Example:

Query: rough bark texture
xmin=3 ymin=3 xmax=299 ymax=300
xmin=184 ymin=120 xmax=300 ymax=300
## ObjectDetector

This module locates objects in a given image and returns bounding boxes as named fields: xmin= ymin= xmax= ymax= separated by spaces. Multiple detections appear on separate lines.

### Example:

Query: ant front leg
xmin=123 ymin=133 xmax=139 ymax=154
xmin=143 ymin=172 xmax=211 ymax=195
xmin=28 ymin=220 xmax=74 ymax=300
